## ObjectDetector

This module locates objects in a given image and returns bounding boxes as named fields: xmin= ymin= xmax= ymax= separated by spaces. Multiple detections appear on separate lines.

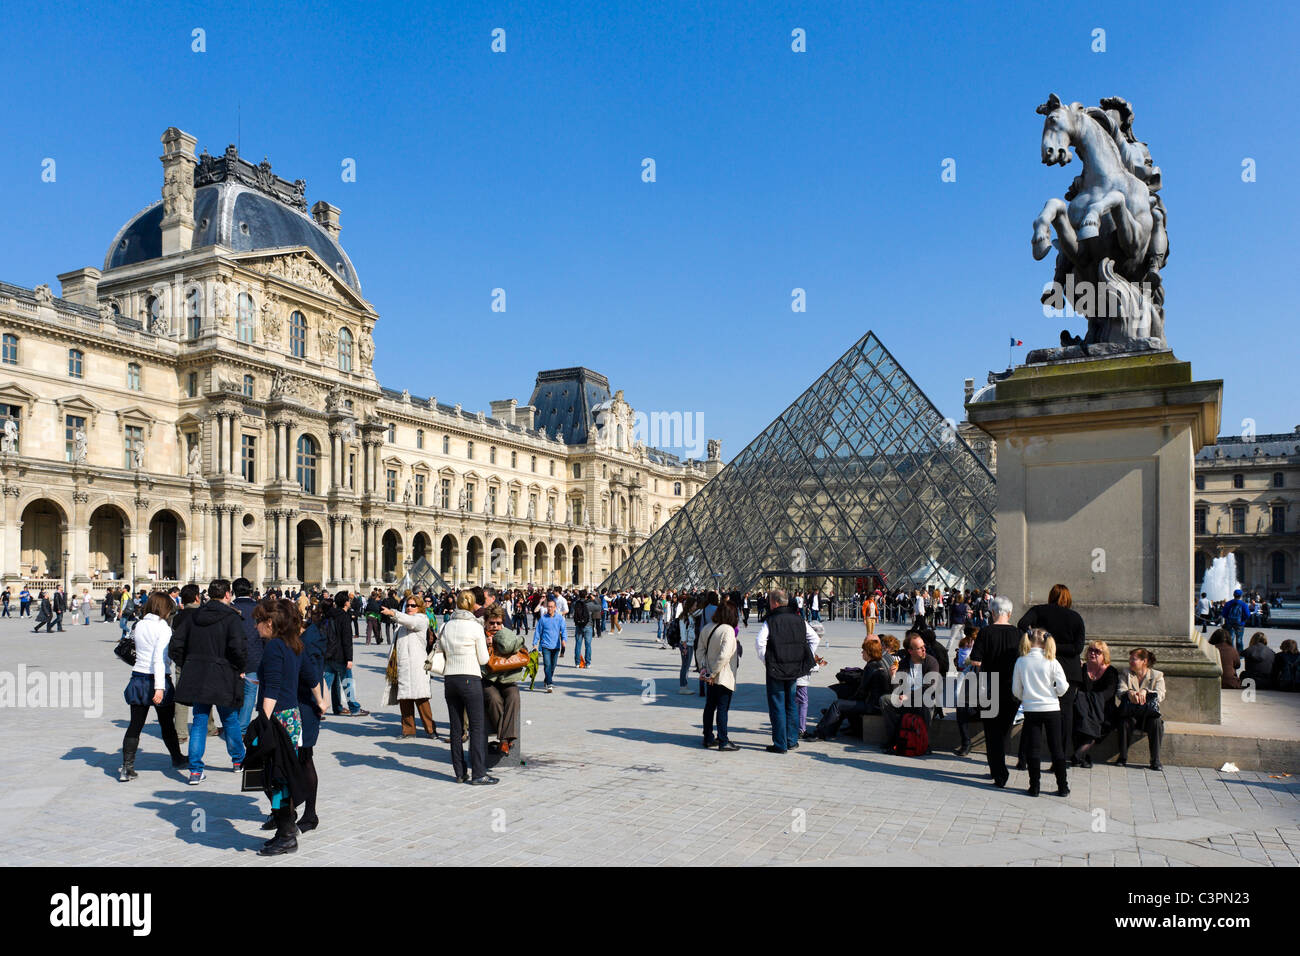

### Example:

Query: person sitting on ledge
xmin=1072 ymin=640 xmax=1118 ymax=768
xmin=1117 ymin=647 xmax=1165 ymax=772
xmin=1272 ymin=639 xmax=1300 ymax=692
xmin=880 ymin=632 xmax=940 ymax=752
xmin=1241 ymin=632 xmax=1275 ymax=690
xmin=810 ymin=638 xmax=891 ymax=741
xmin=1208 ymin=628 xmax=1241 ymax=690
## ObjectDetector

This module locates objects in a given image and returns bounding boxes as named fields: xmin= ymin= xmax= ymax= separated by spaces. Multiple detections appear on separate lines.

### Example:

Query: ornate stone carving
xmin=359 ymin=328 xmax=374 ymax=366
xmin=162 ymin=161 xmax=194 ymax=219
xmin=260 ymin=293 xmax=282 ymax=343
xmin=1 ymin=420 xmax=17 ymax=454
xmin=187 ymin=443 xmax=202 ymax=476
xmin=33 ymin=284 xmax=54 ymax=307
xmin=131 ymin=445 xmax=145 ymax=470
xmin=269 ymin=369 xmax=302 ymax=401
xmin=1029 ymin=94 xmax=1169 ymax=360
xmin=403 ymin=478 xmax=413 ymax=505
xmin=195 ymin=144 xmax=309 ymax=212
xmin=707 ymin=438 xmax=721 ymax=461
xmin=72 ymin=428 xmax=88 ymax=463
xmin=458 ymin=487 xmax=468 ymax=510
xmin=257 ymin=253 xmax=336 ymax=296
xmin=318 ymin=317 xmax=337 ymax=357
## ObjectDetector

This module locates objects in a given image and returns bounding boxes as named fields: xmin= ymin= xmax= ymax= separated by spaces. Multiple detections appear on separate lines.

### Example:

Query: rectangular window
xmin=348 ymin=453 xmax=356 ymax=491
xmin=465 ymin=482 xmax=476 ymax=512
xmin=68 ymin=349 xmax=83 ymax=378
xmin=187 ymin=372 xmax=198 ymax=397
xmin=573 ymin=500 xmax=582 ymax=525
xmin=417 ymin=429 xmax=424 ymax=450
xmin=1275 ymin=472 xmax=1285 ymax=489
xmin=1273 ymin=506 xmax=1286 ymax=534
xmin=510 ymin=451 xmax=517 ymax=468
xmin=65 ymin=415 xmax=85 ymax=462
xmin=1194 ymin=474 xmax=1205 ymax=491
xmin=1194 ymin=509 xmax=1207 ymax=534
xmin=127 ymin=363 xmax=141 ymax=391
xmin=530 ymin=456 xmax=536 ymax=473
xmin=467 ymin=440 xmax=474 ymax=460
xmin=440 ymin=477 xmax=451 ymax=509
xmin=488 ymin=486 xmax=497 ymax=515
xmin=1 ymin=334 xmax=17 ymax=365
xmin=549 ymin=459 xmax=555 ymax=476
xmin=415 ymin=474 xmax=425 ymax=507
xmin=490 ymin=446 xmax=496 ymax=464
xmin=1232 ymin=505 xmax=1246 ymax=535
xmin=241 ymin=434 xmax=256 ymax=482
xmin=124 ymin=425 xmax=144 ymax=469
xmin=386 ymin=469 xmax=397 ymax=503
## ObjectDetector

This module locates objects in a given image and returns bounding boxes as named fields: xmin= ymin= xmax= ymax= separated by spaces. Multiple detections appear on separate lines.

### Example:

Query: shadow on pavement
xmin=135 ymin=789 xmax=265 ymax=852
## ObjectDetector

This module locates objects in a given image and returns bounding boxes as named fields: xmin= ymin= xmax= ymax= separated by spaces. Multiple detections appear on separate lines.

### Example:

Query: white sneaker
xmin=677 ymin=686 xmax=694 ymax=695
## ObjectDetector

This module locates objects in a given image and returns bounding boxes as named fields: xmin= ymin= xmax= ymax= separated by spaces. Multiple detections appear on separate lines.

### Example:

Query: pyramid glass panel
xmin=601 ymin=331 xmax=996 ymax=592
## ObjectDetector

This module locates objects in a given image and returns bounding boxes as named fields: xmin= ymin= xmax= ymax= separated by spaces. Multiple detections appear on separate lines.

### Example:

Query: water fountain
xmin=1199 ymin=554 xmax=1241 ymax=604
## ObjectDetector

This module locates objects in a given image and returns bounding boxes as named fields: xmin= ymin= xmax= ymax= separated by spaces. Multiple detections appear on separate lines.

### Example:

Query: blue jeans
xmin=765 ymin=678 xmax=800 ymax=751
xmin=655 ymin=617 xmax=662 ymax=640
xmin=679 ymin=644 xmax=693 ymax=686
xmin=323 ymin=662 xmax=360 ymax=713
xmin=539 ymin=647 xmax=559 ymax=686
xmin=238 ymin=675 xmax=259 ymax=735
xmin=189 ymin=704 xmax=244 ymax=772
xmin=573 ymin=625 xmax=593 ymax=665
xmin=1228 ymin=624 xmax=1244 ymax=653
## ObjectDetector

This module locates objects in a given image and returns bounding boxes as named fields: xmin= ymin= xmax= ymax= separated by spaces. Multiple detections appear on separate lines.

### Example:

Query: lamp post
xmin=267 ymin=549 xmax=278 ymax=587
xmin=129 ymin=552 xmax=137 ymax=591
xmin=191 ymin=553 xmax=198 ymax=585
xmin=62 ymin=549 xmax=69 ymax=596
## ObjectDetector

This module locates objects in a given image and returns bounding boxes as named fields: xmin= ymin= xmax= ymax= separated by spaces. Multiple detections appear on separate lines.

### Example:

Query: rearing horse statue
xmin=1031 ymin=94 xmax=1168 ymax=351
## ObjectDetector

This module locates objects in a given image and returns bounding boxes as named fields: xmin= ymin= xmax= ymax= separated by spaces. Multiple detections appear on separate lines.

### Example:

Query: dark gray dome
xmin=104 ymin=182 xmax=361 ymax=293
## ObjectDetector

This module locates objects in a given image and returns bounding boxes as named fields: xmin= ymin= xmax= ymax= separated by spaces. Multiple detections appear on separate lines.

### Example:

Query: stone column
xmin=3 ymin=487 xmax=21 ymax=582
xmin=229 ymin=505 xmax=241 ymax=579
xmin=70 ymin=490 xmax=89 ymax=584
xmin=360 ymin=519 xmax=371 ymax=583
xmin=286 ymin=511 xmax=297 ymax=584
xmin=330 ymin=516 xmax=343 ymax=585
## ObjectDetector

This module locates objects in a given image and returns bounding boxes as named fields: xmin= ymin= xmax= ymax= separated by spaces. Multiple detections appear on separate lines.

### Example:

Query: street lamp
xmin=129 ymin=552 xmax=137 ymax=591
xmin=62 ymin=549 xmax=69 ymax=595
xmin=267 ymin=548 xmax=278 ymax=586
xmin=191 ymin=553 xmax=198 ymax=584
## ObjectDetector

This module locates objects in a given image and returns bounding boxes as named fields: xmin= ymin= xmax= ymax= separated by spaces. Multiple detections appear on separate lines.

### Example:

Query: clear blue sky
xmin=2 ymin=0 xmax=1297 ymax=457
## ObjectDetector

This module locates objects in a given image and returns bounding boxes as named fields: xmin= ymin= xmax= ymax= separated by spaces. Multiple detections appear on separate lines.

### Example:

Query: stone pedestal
xmin=967 ymin=352 xmax=1223 ymax=723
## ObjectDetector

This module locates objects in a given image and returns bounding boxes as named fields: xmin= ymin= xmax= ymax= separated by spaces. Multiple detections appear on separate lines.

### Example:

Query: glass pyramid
xmin=601 ymin=331 xmax=996 ymax=593
xmin=404 ymin=555 xmax=451 ymax=594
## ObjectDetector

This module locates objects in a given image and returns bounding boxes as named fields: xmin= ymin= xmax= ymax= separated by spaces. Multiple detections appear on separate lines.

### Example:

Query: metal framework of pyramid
xmin=404 ymin=555 xmax=452 ymax=594
xmin=601 ymin=331 xmax=996 ymax=592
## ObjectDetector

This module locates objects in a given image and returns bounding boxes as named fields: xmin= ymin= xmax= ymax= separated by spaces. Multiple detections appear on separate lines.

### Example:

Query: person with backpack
xmin=571 ymin=590 xmax=596 ymax=668
xmin=754 ymin=588 xmax=817 ymax=754
xmin=1011 ymin=627 xmax=1070 ymax=797
xmin=881 ymin=631 xmax=940 ymax=755
xmin=1221 ymin=589 xmax=1249 ymax=653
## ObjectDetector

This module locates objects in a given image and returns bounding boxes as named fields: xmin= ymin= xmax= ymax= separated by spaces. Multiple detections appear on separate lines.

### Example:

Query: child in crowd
xmin=953 ymin=625 xmax=979 ymax=756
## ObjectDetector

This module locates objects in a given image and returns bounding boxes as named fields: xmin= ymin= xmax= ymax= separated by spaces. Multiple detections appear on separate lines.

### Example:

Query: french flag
xmin=1009 ymin=337 xmax=1023 ymax=346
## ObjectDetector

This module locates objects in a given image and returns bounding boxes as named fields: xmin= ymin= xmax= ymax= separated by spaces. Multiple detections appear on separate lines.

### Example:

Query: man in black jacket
xmin=755 ymin=589 xmax=816 ymax=753
xmin=172 ymin=579 xmax=247 ymax=784
xmin=323 ymin=593 xmax=368 ymax=716
xmin=969 ymin=595 xmax=1023 ymax=786
xmin=232 ymin=577 xmax=263 ymax=737
xmin=51 ymin=587 xmax=66 ymax=631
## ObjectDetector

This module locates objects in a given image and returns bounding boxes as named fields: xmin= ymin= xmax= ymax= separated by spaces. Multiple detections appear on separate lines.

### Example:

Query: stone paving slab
xmin=0 ymin=615 xmax=1296 ymax=866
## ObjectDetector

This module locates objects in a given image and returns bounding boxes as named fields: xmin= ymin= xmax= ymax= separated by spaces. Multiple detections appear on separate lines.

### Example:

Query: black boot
xmin=118 ymin=736 xmax=139 ymax=782
xmin=1117 ymin=721 xmax=1130 ymax=766
xmin=258 ymin=805 xmax=298 ymax=856
xmin=1053 ymin=759 xmax=1070 ymax=797
xmin=1148 ymin=720 xmax=1164 ymax=771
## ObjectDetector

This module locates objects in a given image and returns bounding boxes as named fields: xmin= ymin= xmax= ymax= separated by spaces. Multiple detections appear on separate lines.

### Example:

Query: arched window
xmin=1273 ymin=551 xmax=1287 ymax=585
xmin=68 ymin=349 xmax=84 ymax=378
xmin=186 ymin=289 xmax=201 ymax=338
xmin=442 ymin=435 xmax=450 ymax=454
xmin=236 ymin=293 xmax=255 ymax=343
xmin=338 ymin=327 xmax=353 ymax=372
xmin=243 ymin=374 xmax=254 ymax=397
xmin=146 ymin=294 xmax=163 ymax=331
xmin=127 ymin=362 xmax=141 ymax=390
xmin=296 ymin=434 xmax=319 ymax=494
xmin=387 ymin=423 xmax=396 ymax=443
xmin=416 ymin=429 xmax=424 ymax=449
xmin=290 ymin=311 xmax=307 ymax=358
xmin=674 ymin=482 xmax=682 ymax=496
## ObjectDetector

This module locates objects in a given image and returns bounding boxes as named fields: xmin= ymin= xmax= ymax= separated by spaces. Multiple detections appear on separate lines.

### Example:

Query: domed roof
xmin=104 ymin=146 xmax=361 ymax=294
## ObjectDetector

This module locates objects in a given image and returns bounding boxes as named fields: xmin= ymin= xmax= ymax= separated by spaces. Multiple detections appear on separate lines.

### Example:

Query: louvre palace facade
xmin=0 ymin=127 xmax=719 ymax=595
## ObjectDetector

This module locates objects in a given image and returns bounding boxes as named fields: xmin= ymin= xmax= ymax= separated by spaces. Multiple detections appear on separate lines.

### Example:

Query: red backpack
xmin=894 ymin=713 xmax=929 ymax=757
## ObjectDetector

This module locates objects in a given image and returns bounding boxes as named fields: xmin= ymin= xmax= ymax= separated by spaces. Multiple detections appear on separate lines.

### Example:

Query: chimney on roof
xmin=312 ymin=200 xmax=342 ymax=240
xmin=159 ymin=127 xmax=198 ymax=255
xmin=57 ymin=267 xmax=101 ymax=307
xmin=963 ymin=378 xmax=975 ymax=404
xmin=489 ymin=398 xmax=518 ymax=422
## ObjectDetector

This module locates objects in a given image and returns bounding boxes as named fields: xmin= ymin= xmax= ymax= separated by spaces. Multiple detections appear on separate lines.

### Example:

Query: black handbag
xmin=240 ymin=763 xmax=265 ymax=793
xmin=113 ymin=635 xmax=137 ymax=666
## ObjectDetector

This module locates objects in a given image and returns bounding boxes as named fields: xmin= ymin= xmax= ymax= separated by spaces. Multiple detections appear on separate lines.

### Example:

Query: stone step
xmin=857 ymin=713 xmax=1300 ymax=773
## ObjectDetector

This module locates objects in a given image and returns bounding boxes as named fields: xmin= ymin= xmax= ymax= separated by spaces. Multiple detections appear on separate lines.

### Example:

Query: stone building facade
xmin=0 ymin=127 xmax=718 ymax=595
xmin=1194 ymin=429 xmax=1300 ymax=596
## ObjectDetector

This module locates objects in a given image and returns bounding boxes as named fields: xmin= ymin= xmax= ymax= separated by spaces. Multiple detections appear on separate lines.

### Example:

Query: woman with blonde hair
xmin=438 ymin=589 xmax=495 ymax=784
xmin=1010 ymin=628 xmax=1070 ymax=797
xmin=382 ymin=593 xmax=440 ymax=740
xmin=1073 ymin=640 xmax=1118 ymax=768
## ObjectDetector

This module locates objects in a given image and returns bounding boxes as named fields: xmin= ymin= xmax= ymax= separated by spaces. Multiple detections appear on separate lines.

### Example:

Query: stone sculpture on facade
xmin=506 ymin=495 xmax=516 ymax=518
xmin=187 ymin=443 xmax=202 ymax=475
xmin=72 ymin=429 xmax=88 ymax=463
xmin=1029 ymin=94 xmax=1170 ymax=362
xmin=2 ymin=419 xmax=18 ymax=454
xmin=458 ymin=487 xmax=467 ymax=510
xmin=526 ymin=498 xmax=536 ymax=520
xmin=402 ymin=478 xmax=413 ymax=505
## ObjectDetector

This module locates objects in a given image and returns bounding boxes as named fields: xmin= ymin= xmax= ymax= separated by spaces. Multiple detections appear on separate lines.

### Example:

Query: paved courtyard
xmin=1 ymin=614 xmax=1297 ymax=866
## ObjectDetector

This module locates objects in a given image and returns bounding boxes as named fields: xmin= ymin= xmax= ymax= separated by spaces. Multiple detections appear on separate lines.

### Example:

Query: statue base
xmin=1025 ymin=340 xmax=1168 ymax=365
xmin=967 ymin=351 xmax=1224 ymax=723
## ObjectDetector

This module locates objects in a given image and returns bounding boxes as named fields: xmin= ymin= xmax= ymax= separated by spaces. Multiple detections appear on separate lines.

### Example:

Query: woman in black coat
xmin=1073 ymin=640 xmax=1119 ymax=767
xmin=1017 ymin=583 xmax=1086 ymax=763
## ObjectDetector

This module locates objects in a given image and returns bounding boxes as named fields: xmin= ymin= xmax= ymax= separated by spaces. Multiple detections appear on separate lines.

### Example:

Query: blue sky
xmin=2 ymin=0 xmax=1297 ymax=457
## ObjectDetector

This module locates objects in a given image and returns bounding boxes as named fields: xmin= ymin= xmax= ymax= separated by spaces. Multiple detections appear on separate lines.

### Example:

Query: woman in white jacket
xmin=382 ymin=594 xmax=439 ymax=740
xmin=118 ymin=592 xmax=187 ymax=781
xmin=1011 ymin=628 xmax=1070 ymax=797
xmin=437 ymin=591 xmax=496 ymax=785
